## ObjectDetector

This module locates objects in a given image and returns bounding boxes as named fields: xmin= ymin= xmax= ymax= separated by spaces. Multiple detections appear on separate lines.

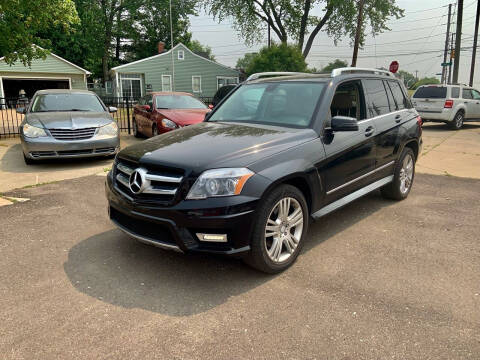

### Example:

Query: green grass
xmin=103 ymin=167 xmax=111 ymax=173
xmin=21 ymin=180 xmax=58 ymax=189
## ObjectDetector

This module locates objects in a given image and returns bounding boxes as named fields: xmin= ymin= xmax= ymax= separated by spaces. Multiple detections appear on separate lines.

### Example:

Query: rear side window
xmin=363 ymin=79 xmax=390 ymax=117
xmin=451 ymin=87 xmax=460 ymax=98
xmin=413 ymin=86 xmax=447 ymax=99
xmin=388 ymin=81 xmax=408 ymax=110
xmin=462 ymin=89 xmax=473 ymax=99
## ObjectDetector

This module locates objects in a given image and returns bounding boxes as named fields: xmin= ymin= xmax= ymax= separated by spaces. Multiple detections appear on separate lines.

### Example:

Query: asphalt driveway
xmin=1 ymin=173 xmax=479 ymax=359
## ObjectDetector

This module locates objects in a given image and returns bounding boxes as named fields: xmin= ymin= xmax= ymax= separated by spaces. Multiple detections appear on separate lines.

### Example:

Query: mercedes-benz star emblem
xmin=129 ymin=168 xmax=146 ymax=194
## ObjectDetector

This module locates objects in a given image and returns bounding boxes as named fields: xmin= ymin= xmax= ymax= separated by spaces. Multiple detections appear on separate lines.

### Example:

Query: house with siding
xmin=110 ymin=43 xmax=239 ymax=99
xmin=0 ymin=49 xmax=90 ymax=100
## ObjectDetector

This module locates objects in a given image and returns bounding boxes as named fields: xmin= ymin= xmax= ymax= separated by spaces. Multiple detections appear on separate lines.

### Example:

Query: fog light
xmin=196 ymin=233 xmax=228 ymax=242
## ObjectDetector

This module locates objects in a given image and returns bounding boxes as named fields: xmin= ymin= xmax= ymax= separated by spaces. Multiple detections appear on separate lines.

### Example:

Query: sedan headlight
xmin=23 ymin=123 xmax=48 ymax=138
xmin=186 ymin=168 xmax=254 ymax=200
xmin=97 ymin=122 xmax=118 ymax=136
xmin=161 ymin=118 xmax=177 ymax=129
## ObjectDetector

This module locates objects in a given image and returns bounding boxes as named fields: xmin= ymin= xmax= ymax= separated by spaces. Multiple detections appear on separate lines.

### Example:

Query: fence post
xmin=126 ymin=97 xmax=131 ymax=134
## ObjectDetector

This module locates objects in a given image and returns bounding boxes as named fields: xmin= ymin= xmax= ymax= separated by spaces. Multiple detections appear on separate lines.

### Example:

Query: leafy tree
xmin=0 ymin=0 xmax=79 ymax=65
xmin=398 ymin=70 xmax=416 ymax=89
xmin=320 ymin=59 xmax=348 ymax=73
xmin=187 ymin=40 xmax=216 ymax=61
xmin=412 ymin=77 xmax=440 ymax=90
xmin=245 ymin=43 xmax=307 ymax=75
xmin=235 ymin=52 xmax=257 ymax=71
xmin=202 ymin=0 xmax=403 ymax=58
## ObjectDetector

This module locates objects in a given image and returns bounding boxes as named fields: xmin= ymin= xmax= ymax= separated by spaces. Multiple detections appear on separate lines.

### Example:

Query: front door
xmin=462 ymin=88 xmax=477 ymax=119
xmin=320 ymin=80 xmax=377 ymax=203
xmin=470 ymin=89 xmax=480 ymax=119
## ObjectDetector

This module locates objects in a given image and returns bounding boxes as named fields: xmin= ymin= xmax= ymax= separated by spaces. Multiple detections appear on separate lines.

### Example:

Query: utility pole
xmin=415 ymin=70 xmax=418 ymax=82
xmin=470 ymin=0 xmax=480 ymax=86
xmin=442 ymin=4 xmax=452 ymax=84
xmin=449 ymin=32 xmax=455 ymax=84
xmin=351 ymin=0 xmax=365 ymax=67
xmin=453 ymin=0 xmax=464 ymax=84
xmin=169 ymin=0 xmax=175 ymax=91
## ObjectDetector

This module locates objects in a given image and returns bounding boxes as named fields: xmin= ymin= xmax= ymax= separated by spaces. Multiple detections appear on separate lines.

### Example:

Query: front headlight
xmin=161 ymin=118 xmax=177 ymax=129
xmin=97 ymin=122 xmax=118 ymax=136
xmin=186 ymin=168 xmax=254 ymax=200
xmin=23 ymin=123 xmax=48 ymax=138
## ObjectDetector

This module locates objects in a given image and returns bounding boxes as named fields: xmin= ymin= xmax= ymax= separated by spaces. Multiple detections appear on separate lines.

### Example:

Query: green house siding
xmin=0 ymin=72 xmax=86 ymax=89
xmin=112 ymin=44 xmax=239 ymax=98
xmin=0 ymin=53 xmax=86 ymax=74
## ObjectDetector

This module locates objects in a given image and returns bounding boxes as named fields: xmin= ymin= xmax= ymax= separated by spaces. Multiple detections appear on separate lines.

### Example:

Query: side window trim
xmin=329 ymin=79 xmax=367 ymax=122
xmin=384 ymin=81 xmax=397 ymax=112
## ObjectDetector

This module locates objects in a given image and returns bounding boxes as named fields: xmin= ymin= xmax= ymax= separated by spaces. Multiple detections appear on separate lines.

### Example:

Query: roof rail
xmin=246 ymin=72 xmax=307 ymax=81
xmin=331 ymin=67 xmax=395 ymax=78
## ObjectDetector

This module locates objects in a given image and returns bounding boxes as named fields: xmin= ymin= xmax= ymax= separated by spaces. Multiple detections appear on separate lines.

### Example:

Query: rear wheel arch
xmin=403 ymin=140 xmax=419 ymax=161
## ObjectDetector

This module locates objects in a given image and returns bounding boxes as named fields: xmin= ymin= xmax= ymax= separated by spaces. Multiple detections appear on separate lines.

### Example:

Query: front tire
xmin=449 ymin=111 xmax=464 ymax=130
xmin=245 ymin=184 xmax=309 ymax=273
xmin=132 ymin=118 xmax=141 ymax=138
xmin=152 ymin=124 xmax=159 ymax=137
xmin=381 ymin=147 xmax=415 ymax=201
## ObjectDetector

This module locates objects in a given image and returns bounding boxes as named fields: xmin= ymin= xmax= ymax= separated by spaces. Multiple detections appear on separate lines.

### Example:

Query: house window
xmin=162 ymin=75 xmax=172 ymax=92
xmin=217 ymin=77 xmax=239 ymax=89
xmin=192 ymin=76 xmax=202 ymax=93
xmin=120 ymin=73 xmax=142 ymax=99
xmin=178 ymin=50 xmax=184 ymax=60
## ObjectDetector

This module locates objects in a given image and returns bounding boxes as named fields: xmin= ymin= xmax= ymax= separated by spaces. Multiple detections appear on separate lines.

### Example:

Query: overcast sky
xmin=188 ymin=0 xmax=479 ymax=86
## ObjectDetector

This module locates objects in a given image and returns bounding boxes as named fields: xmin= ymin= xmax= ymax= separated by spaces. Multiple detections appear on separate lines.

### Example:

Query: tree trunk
xmin=302 ymin=7 xmax=333 ymax=58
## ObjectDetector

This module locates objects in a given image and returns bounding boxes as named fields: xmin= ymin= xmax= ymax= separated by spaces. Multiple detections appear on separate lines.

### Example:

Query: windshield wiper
xmin=70 ymin=109 xmax=90 ymax=112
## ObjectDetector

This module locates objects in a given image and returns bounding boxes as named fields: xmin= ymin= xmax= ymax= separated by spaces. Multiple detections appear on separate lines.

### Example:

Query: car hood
xmin=26 ymin=111 xmax=112 ymax=129
xmin=159 ymin=109 xmax=210 ymax=126
xmin=118 ymin=121 xmax=318 ymax=173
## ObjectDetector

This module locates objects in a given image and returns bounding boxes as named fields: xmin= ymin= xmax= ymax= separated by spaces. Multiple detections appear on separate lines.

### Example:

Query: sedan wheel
xmin=450 ymin=112 xmax=464 ymax=130
xmin=265 ymin=197 xmax=304 ymax=263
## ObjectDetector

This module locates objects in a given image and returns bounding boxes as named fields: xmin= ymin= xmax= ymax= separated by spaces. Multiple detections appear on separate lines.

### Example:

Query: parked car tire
xmin=152 ymin=124 xmax=159 ymax=137
xmin=381 ymin=147 xmax=415 ymax=201
xmin=244 ymin=184 xmax=309 ymax=273
xmin=449 ymin=111 xmax=464 ymax=130
xmin=132 ymin=118 xmax=141 ymax=138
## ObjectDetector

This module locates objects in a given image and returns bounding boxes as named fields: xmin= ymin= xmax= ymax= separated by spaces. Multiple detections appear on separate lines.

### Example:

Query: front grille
xmin=49 ymin=127 xmax=97 ymax=141
xmin=114 ymin=159 xmax=184 ymax=203
xmin=110 ymin=207 xmax=176 ymax=245
xmin=57 ymin=149 xmax=93 ymax=156
xmin=30 ymin=151 xmax=56 ymax=158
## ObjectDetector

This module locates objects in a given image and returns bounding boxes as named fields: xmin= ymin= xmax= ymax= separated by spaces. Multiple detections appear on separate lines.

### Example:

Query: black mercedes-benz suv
xmin=106 ymin=68 xmax=422 ymax=273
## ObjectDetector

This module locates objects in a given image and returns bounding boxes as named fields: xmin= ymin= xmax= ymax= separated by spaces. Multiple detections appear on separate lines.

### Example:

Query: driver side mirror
xmin=108 ymin=106 xmax=117 ymax=113
xmin=142 ymin=104 xmax=151 ymax=112
xmin=331 ymin=116 xmax=359 ymax=132
xmin=208 ymin=104 xmax=214 ymax=109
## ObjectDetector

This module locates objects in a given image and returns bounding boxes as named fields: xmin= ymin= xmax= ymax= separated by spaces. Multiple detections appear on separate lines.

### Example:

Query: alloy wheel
xmin=455 ymin=113 xmax=463 ymax=128
xmin=399 ymin=154 xmax=414 ymax=194
xmin=264 ymin=197 xmax=304 ymax=263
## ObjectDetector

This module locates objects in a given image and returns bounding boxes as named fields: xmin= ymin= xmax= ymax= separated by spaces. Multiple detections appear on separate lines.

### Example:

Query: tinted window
xmin=208 ymin=82 xmax=325 ymax=128
xmin=462 ymin=89 xmax=473 ymax=99
xmin=388 ymin=81 xmax=408 ymax=110
xmin=451 ymin=87 xmax=460 ymax=98
xmin=384 ymin=81 xmax=395 ymax=111
xmin=363 ymin=79 xmax=390 ymax=117
xmin=31 ymin=93 xmax=105 ymax=112
xmin=155 ymin=95 xmax=207 ymax=109
xmin=472 ymin=89 xmax=480 ymax=100
xmin=413 ymin=86 xmax=447 ymax=99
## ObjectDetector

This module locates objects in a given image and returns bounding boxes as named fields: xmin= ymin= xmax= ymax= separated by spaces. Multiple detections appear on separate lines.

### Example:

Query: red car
xmin=132 ymin=92 xmax=210 ymax=138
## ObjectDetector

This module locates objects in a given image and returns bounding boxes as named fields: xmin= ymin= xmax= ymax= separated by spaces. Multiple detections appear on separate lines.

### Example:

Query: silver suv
xmin=412 ymin=84 xmax=480 ymax=130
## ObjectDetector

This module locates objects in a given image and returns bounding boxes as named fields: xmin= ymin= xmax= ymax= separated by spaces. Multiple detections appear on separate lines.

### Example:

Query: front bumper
xmin=105 ymin=173 xmax=258 ymax=256
xmin=21 ymin=135 xmax=120 ymax=159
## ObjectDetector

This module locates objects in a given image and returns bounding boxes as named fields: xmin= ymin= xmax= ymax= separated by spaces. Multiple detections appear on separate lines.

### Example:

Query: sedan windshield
xmin=30 ymin=94 xmax=105 ymax=112
xmin=208 ymin=82 xmax=325 ymax=128
xmin=156 ymin=95 xmax=207 ymax=109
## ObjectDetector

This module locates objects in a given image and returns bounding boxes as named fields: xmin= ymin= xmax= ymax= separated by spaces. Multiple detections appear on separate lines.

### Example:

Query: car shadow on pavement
xmin=64 ymin=191 xmax=392 ymax=317
xmin=0 ymin=143 xmax=114 ymax=173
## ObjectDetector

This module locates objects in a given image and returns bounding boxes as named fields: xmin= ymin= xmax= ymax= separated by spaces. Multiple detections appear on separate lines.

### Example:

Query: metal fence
xmin=0 ymin=96 xmax=213 ymax=138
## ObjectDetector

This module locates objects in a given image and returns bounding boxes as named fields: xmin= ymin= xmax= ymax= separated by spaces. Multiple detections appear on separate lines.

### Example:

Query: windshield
xmin=155 ymin=95 xmax=207 ymax=109
xmin=413 ymin=86 xmax=447 ymax=99
xmin=208 ymin=82 xmax=325 ymax=128
xmin=30 ymin=93 xmax=105 ymax=112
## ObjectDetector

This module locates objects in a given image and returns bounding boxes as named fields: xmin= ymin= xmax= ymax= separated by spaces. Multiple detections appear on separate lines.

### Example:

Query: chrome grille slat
xmin=49 ymin=127 xmax=97 ymax=141
xmin=117 ymin=163 xmax=134 ymax=176
xmin=145 ymin=173 xmax=183 ymax=183
xmin=116 ymin=173 xmax=130 ymax=188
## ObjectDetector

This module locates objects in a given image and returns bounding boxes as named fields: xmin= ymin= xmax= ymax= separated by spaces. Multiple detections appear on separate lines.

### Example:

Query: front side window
xmin=451 ymin=87 xmax=460 ymax=98
xmin=462 ymin=89 xmax=473 ymax=99
xmin=208 ymin=82 xmax=325 ymax=128
xmin=192 ymin=76 xmax=202 ymax=93
xmin=30 ymin=93 xmax=105 ymax=113
xmin=472 ymin=89 xmax=480 ymax=100
xmin=387 ymin=81 xmax=408 ymax=110
xmin=363 ymin=79 xmax=390 ymax=117
xmin=155 ymin=95 xmax=207 ymax=109
xmin=330 ymin=80 xmax=365 ymax=120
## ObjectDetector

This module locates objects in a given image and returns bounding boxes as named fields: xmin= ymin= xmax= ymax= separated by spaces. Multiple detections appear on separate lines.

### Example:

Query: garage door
xmin=2 ymin=78 xmax=70 ymax=99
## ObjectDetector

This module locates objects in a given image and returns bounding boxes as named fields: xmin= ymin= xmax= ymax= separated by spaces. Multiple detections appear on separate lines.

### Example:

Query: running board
xmin=312 ymin=176 xmax=394 ymax=219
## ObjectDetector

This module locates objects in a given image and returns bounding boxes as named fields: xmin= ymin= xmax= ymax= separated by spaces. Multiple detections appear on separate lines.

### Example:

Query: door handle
xmin=365 ymin=126 xmax=374 ymax=137
xmin=395 ymin=114 xmax=401 ymax=123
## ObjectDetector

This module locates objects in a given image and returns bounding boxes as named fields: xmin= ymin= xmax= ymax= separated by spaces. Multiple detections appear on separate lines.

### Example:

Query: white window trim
xmin=162 ymin=75 xmax=172 ymax=92
xmin=118 ymin=73 xmax=143 ymax=98
xmin=216 ymin=76 xmax=239 ymax=90
xmin=178 ymin=50 xmax=185 ymax=60
xmin=192 ymin=76 xmax=202 ymax=93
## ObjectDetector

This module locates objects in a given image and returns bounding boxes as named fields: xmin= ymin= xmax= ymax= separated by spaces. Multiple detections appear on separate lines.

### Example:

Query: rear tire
xmin=152 ymin=124 xmax=159 ymax=137
xmin=449 ymin=111 xmax=464 ymax=130
xmin=244 ymin=184 xmax=309 ymax=274
xmin=381 ymin=147 xmax=415 ymax=201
